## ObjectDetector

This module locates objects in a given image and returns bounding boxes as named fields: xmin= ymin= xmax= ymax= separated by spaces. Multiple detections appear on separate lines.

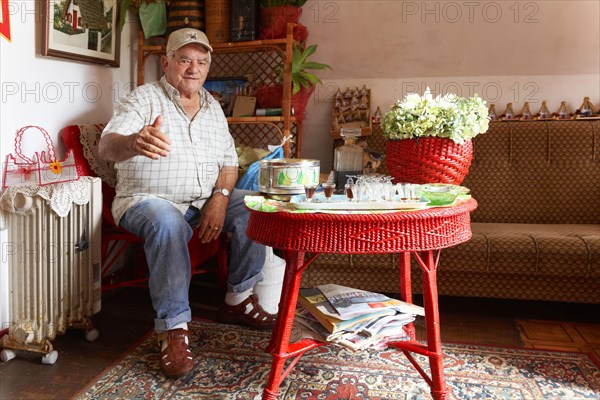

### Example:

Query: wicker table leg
xmin=399 ymin=252 xmax=416 ymax=340
xmin=420 ymin=251 xmax=450 ymax=400
xmin=263 ymin=250 xmax=306 ymax=400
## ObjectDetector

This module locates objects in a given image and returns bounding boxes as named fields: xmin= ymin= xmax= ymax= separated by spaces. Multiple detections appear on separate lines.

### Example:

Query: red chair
xmin=60 ymin=124 xmax=228 ymax=291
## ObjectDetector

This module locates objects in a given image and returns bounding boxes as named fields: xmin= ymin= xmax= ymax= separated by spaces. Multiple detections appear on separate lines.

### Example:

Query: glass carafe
xmin=334 ymin=128 xmax=363 ymax=190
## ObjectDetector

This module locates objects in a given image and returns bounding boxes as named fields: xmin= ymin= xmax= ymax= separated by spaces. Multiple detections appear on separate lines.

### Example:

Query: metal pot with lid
xmin=258 ymin=158 xmax=320 ymax=196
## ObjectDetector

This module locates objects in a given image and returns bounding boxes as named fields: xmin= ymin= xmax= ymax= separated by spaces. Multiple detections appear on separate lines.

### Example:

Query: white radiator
xmin=0 ymin=178 xmax=102 ymax=364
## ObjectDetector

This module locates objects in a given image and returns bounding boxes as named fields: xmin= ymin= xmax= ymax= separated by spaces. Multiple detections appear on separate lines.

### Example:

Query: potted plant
xmin=259 ymin=0 xmax=309 ymax=41
xmin=381 ymin=88 xmax=490 ymax=184
xmin=257 ymin=41 xmax=331 ymax=121
xmin=289 ymin=42 xmax=331 ymax=93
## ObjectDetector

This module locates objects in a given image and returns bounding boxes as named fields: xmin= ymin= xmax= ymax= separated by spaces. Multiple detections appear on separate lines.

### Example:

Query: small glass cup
xmin=322 ymin=182 xmax=336 ymax=202
xmin=397 ymin=183 xmax=410 ymax=201
xmin=353 ymin=183 xmax=366 ymax=203
xmin=382 ymin=181 xmax=396 ymax=201
xmin=411 ymin=184 xmax=424 ymax=201
xmin=344 ymin=176 xmax=356 ymax=202
xmin=345 ymin=183 xmax=355 ymax=201
xmin=304 ymin=183 xmax=319 ymax=203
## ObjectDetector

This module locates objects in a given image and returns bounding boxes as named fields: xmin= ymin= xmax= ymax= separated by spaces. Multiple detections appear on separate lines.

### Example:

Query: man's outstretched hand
xmin=132 ymin=115 xmax=172 ymax=160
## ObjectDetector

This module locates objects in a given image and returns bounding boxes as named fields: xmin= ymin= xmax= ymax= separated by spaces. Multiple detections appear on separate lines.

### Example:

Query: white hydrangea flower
xmin=381 ymin=89 xmax=490 ymax=143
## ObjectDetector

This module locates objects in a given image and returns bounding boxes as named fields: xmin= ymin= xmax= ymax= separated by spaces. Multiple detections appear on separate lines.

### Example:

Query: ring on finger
xmin=213 ymin=226 xmax=219 ymax=230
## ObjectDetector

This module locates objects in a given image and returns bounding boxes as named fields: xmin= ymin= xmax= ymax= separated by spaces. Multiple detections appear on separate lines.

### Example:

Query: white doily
xmin=79 ymin=124 xmax=117 ymax=188
xmin=0 ymin=176 xmax=99 ymax=230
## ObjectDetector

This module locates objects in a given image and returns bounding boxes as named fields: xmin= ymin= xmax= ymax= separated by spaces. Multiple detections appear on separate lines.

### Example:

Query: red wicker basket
xmin=258 ymin=5 xmax=308 ymax=41
xmin=385 ymin=138 xmax=473 ymax=184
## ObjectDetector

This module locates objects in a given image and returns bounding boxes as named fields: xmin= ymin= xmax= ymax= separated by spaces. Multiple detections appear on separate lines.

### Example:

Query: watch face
xmin=215 ymin=188 xmax=230 ymax=197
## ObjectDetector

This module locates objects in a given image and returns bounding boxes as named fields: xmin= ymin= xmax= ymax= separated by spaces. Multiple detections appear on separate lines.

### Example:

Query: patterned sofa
xmin=301 ymin=119 xmax=600 ymax=304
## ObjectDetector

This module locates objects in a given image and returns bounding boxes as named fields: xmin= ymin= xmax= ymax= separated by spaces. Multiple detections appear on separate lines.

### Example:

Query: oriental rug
xmin=74 ymin=320 xmax=600 ymax=400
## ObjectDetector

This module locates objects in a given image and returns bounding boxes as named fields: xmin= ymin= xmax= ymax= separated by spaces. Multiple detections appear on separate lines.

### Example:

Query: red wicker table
xmin=246 ymin=198 xmax=478 ymax=400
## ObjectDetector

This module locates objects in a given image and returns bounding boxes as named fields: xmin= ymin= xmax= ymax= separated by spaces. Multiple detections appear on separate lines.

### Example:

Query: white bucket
xmin=254 ymin=246 xmax=286 ymax=314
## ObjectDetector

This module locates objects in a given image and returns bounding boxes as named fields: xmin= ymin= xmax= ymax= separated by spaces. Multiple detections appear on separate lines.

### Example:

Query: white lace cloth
xmin=0 ymin=176 xmax=98 ymax=230
xmin=79 ymin=124 xmax=117 ymax=188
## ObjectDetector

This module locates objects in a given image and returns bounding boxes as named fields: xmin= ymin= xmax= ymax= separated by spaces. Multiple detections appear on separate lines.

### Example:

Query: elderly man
xmin=98 ymin=28 xmax=276 ymax=379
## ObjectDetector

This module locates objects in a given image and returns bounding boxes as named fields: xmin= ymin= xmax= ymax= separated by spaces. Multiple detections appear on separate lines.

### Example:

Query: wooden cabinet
xmin=136 ymin=24 xmax=301 ymax=158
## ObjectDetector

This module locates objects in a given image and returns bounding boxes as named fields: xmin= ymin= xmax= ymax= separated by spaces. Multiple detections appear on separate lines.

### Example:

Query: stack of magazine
xmin=294 ymin=284 xmax=425 ymax=352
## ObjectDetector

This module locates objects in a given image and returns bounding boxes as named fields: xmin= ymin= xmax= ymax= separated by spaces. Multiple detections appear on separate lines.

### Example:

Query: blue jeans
xmin=119 ymin=189 xmax=266 ymax=332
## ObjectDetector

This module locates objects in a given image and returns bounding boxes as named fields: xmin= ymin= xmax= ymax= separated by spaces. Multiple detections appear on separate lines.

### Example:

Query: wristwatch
xmin=212 ymin=187 xmax=230 ymax=199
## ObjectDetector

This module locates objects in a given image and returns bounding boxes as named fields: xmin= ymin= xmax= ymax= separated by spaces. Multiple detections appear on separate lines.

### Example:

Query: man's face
xmin=162 ymin=44 xmax=210 ymax=98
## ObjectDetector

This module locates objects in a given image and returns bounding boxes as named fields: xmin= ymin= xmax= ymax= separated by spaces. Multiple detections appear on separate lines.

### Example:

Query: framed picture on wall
xmin=42 ymin=0 xmax=121 ymax=67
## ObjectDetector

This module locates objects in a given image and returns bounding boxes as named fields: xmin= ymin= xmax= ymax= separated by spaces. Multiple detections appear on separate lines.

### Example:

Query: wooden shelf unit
xmin=136 ymin=24 xmax=301 ymax=158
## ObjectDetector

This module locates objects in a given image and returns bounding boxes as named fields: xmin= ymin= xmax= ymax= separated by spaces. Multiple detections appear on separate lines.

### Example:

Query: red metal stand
xmin=246 ymin=198 xmax=477 ymax=399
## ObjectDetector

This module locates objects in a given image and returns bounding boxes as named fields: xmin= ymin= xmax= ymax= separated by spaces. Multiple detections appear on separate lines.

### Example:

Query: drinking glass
xmin=411 ymin=184 xmax=424 ymax=201
xmin=322 ymin=183 xmax=336 ymax=202
xmin=397 ymin=183 xmax=410 ymax=201
xmin=366 ymin=176 xmax=382 ymax=201
xmin=353 ymin=176 xmax=368 ymax=203
xmin=382 ymin=178 xmax=396 ymax=201
xmin=344 ymin=176 xmax=356 ymax=202
xmin=304 ymin=183 xmax=319 ymax=203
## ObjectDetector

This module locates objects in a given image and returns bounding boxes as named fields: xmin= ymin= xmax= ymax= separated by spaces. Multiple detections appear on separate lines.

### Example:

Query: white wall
xmin=0 ymin=2 xmax=139 ymax=329
xmin=298 ymin=0 xmax=600 ymax=170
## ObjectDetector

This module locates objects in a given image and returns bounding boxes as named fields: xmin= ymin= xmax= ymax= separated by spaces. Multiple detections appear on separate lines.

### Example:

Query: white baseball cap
xmin=166 ymin=28 xmax=213 ymax=54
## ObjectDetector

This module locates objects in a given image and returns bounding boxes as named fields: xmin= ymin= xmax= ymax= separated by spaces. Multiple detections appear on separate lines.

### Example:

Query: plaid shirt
xmin=103 ymin=76 xmax=238 ymax=224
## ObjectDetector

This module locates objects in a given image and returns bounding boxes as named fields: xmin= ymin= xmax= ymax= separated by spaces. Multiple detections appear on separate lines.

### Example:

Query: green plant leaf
xmin=296 ymin=74 xmax=309 ymax=86
xmin=280 ymin=41 xmax=332 ymax=94
xmin=304 ymin=73 xmax=321 ymax=85
xmin=302 ymin=61 xmax=331 ymax=71
xmin=302 ymin=44 xmax=317 ymax=61
xmin=119 ymin=0 xmax=134 ymax=30
xmin=292 ymin=81 xmax=301 ymax=94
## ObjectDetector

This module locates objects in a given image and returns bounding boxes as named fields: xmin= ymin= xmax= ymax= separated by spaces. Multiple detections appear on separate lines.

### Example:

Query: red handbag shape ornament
xmin=3 ymin=125 xmax=79 ymax=188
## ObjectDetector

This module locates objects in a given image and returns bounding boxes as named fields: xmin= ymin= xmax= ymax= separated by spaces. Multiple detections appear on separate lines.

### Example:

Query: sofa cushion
xmin=433 ymin=270 xmax=600 ymax=304
xmin=462 ymin=120 xmax=600 ymax=224
xmin=440 ymin=223 xmax=600 ymax=278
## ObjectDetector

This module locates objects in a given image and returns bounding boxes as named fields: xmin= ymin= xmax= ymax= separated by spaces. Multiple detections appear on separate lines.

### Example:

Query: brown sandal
xmin=218 ymin=294 xmax=277 ymax=330
xmin=157 ymin=328 xmax=194 ymax=378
